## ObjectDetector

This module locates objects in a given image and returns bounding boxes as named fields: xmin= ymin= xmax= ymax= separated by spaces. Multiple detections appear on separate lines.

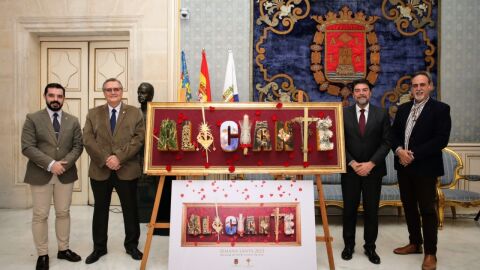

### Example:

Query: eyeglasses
xmin=103 ymin=88 xmax=122 ymax=93
xmin=412 ymin=83 xmax=428 ymax=88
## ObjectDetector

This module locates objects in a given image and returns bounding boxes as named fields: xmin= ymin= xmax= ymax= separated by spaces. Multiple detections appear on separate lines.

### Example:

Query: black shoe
xmin=36 ymin=255 xmax=49 ymax=270
xmin=57 ymin=249 xmax=81 ymax=262
xmin=126 ymin=247 xmax=143 ymax=260
xmin=85 ymin=249 xmax=107 ymax=264
xmin=364 ymin=248 xmax=381 ymax=264
xmin=341 ymin=247 xmax=354 ymax=260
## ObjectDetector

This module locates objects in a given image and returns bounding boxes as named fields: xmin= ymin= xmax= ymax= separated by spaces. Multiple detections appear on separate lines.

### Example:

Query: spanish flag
xmin=197 ymin=49 xmax=211 ymax=102
xmin=178 ymin=51 xmax=192 ymax=102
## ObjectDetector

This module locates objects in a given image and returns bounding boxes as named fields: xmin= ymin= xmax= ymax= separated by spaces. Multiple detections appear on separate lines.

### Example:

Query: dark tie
xmin=110 ymin=109 xmax=117 ymax=134
xmin=359 ymin=109 xmax=366 ymax=136
xmin=53 ymin=113 xmax=60 ymax=139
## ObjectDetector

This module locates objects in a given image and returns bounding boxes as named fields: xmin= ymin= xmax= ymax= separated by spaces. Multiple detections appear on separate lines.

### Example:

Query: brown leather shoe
xmin=393 ymin=243 xmax=423 ymax=255
xmin=422 ymin=255 xmax=437 ymax=270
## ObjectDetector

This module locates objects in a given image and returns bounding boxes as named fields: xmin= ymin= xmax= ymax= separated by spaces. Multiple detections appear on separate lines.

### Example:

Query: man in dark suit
xmin=21 ymin=83 xmax=83 ymax=270
xmin=83 ymin=78 xmax=145 ymax=264
xmin=341 ymin=79 xmax=391 ymax=264
xmin=392 ymin=71 xmax=451 ymax=270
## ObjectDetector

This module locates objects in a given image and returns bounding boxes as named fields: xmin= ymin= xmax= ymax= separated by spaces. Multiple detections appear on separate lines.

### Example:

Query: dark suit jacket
xmin=83 ymin=103 xmax=145 ymax=181
xmin=21 ymin=109 xmax=83 ymax=185
xmin=392 ymin=98 xmax=451 ymax=177
xmin=343 ymin=104 xmax=392 ymax=177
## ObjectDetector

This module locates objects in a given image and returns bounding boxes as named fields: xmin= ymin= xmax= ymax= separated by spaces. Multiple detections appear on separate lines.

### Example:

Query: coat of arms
xmin=311 ymin=6 xmax=380 ymax=105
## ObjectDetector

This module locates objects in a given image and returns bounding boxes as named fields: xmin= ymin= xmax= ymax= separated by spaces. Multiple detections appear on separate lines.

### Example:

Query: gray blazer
xmin=21 ymin=109 xmax=83 ymax=185
xmin=83 ymin=103 xmax=145 ymax=181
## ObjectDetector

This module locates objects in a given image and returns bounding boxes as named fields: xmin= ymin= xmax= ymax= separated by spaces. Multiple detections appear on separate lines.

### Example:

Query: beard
xmin=46 ymin=101 xmax=62 ymax=111
xmin=356 ymin=97 xmax=369 ymax=106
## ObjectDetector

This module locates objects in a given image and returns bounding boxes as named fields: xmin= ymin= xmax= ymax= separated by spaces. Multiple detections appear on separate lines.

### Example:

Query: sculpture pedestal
xmin=137 ymin=175 xmax=173 ymax=235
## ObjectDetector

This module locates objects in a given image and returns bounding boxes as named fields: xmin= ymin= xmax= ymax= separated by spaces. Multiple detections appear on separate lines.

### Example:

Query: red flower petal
xmin=318 ymin=112 xmax=325 ymax=118
xmin=276 ymin=102 xmax=283 ymax=109
xmin=271 ymin=114 xmax=278 ymax=121
xmin=228 ymin=165 xmax=235 ymax=173
xmin=209 ymin=106 xmax=215 ymax=111
xmin=204 ymin=162 xmax=211 ymax=168
xmin=283 ymin=161 xmax=290 ymax=167
xmin=216 ymin=120 xmax=222 ymax=127
xmin=255 ymin=110 xmax=261 ymax=116
xmin=303 ymin=162 xmax=310 ymax=168
xmin=166 ymin=165 xmax=172 ymax=172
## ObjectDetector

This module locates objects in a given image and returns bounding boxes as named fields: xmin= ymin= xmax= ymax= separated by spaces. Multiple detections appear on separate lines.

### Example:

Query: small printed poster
xmin=169 ymin=180 xmax=317 ymax=269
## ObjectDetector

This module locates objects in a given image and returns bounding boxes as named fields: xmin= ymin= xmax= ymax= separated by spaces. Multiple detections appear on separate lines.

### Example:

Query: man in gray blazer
xmin=83 ymin=78 xmax=145 ymax=264
xmin=21 ymin=83 xmax=83 ymax=270
xmin=341 ymin=79 xmax=391 ymax=264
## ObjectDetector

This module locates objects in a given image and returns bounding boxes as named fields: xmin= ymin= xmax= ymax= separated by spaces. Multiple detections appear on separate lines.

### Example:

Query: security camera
xmin=180 ymin=8 xmax=190 ymax=20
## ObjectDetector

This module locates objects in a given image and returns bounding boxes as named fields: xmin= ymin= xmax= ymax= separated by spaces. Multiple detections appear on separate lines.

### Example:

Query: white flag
xmin=222 ymin=50 xmax=239 ymax=102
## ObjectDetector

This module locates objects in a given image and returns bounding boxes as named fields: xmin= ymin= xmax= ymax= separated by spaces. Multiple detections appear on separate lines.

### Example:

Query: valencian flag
xmin=178 ymin=51 xmax=192 ymax=102
xmin=222 ymin=50 xmax=239 ymax=102
xmin=197 ymin=49 xmax=211 ymax=102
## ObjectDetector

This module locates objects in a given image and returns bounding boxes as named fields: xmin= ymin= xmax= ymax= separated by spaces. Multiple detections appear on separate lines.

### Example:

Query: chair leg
xmin=475 ymin=210 xmax=480 ymax=221
xmin=438 ymin=205 xmax=444 ymax=229
xmin=450 ymin=206 xmax=457 ymax=219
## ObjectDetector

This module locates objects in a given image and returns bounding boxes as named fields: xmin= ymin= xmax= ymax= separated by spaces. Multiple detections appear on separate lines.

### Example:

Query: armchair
xmin=437 ymin=148 xmax=480 ymax=227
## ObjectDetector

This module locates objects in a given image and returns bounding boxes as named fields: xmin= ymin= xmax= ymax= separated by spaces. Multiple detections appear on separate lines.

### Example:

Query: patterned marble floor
xmin=0 ymin=206 xmax=478 ymax=269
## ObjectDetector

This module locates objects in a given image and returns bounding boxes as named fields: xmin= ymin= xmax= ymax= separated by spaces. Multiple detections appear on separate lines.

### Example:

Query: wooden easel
xmin=140 ymin=175 xmax=167 ymax=270
xmin=139 ymin=174 xmax=335 ymax=270
xmin=315 ymin=175 xmax=335 ymax=270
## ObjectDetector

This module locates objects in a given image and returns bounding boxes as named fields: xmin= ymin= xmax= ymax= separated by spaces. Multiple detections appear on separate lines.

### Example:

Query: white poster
xmin=169 ymin=180 xmax=317 ymax=269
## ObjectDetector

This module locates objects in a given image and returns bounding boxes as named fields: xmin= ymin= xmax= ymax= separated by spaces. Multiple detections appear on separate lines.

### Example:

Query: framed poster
xmin=144 ymin=102 xmax=345 ymax=175
xmin=169 ymin=180 xmax=317 ymax=269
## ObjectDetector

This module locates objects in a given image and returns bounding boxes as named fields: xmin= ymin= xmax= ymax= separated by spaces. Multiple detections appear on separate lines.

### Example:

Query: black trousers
xmin=90 ymin=172 xmax=140 ymax=251
xmin=397 ymin=170 xmax=438 ymax=255
xmin=341 ymin=173 xmax=382 ymax=250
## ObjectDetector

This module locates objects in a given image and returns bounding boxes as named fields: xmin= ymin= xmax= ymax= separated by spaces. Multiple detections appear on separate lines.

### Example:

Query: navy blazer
xmin=343 ymin=104 xmax=392 ymax=177
xmin=391 ymin=98 xmax=451 ymax=177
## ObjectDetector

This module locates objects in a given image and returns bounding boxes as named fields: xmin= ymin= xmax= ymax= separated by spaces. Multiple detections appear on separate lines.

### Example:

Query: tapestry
xmin=252 ymin=0 xmax=439 ymax=116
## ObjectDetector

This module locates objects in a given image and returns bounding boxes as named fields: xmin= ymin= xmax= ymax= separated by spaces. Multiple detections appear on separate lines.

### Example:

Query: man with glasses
xmin=391 ymin=71 xmax=451 ymax=270
xmin=83 ymin=78 xmax=145 ymax=264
